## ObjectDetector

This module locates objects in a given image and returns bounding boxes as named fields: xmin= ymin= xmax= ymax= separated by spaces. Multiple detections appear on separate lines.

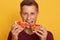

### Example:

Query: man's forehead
xmin=22 ymin=5 xmax=37 ymax=12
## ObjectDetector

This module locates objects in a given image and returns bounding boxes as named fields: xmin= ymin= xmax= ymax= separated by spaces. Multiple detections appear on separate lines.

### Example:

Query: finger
xmin=36 ymin=25 xmax=42 ymax=31
xmin=14 ymin=29 xmax=20 ymax=33
xmin=11 ymin=21 xmax=19 ymax=30
xmin=11 ymin=25 xmax=19 ymax=33
xmin=35 ymin=31 xmax=43 ymax=37
xmin=16 ymin=29 xmax=21 ymax=36
xmin=40 ymin=27 xmax=47 ymax=36
xmin=36 ymin=25 xmax=47 ymax=34
xmin=11 ymin=24 xmax=15 ymax=30
xmin=37 ymin=30 xmax=44 ymax=35
xmin=40 ymin=27 xmax=47 ymax=33
xmin=12 ymin=25 xmax=23 ymax=33
xmin=11 ymin=21 xmax=18 ymax=29
xmin=14 ymin=29 xmax=21 ymax=36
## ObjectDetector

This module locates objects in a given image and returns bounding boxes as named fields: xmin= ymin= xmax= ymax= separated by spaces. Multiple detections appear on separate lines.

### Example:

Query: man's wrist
xmin=39 ymin=37 xmax=46 ymax=40
xmin=12 ymin=36 xmax=18 ymax=40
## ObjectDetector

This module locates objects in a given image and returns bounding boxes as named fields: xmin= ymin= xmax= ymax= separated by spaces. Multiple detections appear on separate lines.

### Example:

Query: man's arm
xmin=8 ymin=32 xmax=12 ymax=40
xmin=46 ymin=31 xmax=54 ymax=40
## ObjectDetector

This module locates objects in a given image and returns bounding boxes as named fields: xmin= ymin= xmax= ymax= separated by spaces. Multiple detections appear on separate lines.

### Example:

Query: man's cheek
xmin=22 ymin=17 xmax=27 ymax=21
xmin=31 ymin=16 xmax=36 ymax=19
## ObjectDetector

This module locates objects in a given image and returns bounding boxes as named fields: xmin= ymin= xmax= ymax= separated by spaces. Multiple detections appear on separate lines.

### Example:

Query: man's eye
xmin=31 ymin=13 xmax=35 ymax=15
xmin=23 ymin=13 xmax=27 ymax=15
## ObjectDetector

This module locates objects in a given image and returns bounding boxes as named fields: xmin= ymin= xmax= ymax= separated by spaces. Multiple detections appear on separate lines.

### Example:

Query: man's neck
xmin=24 ymin=28 xmax=34 ymax=35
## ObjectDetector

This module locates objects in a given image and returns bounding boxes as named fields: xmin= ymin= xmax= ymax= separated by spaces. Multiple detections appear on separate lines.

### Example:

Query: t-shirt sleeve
xmin=46 ymin=31 xmax=54 ymax=40
xmin=8 ymin=31 xmax=12 ymax=40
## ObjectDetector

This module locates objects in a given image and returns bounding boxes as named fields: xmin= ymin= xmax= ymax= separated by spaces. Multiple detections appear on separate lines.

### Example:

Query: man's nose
xmin=27 ymin=15 xmax=31 ymax=20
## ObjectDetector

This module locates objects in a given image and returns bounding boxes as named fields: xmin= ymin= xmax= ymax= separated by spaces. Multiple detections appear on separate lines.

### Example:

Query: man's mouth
xmin=26 ymin=20 xmax=34 ymax=24
xmin=25 ymin=20 xmax=34 ymax=28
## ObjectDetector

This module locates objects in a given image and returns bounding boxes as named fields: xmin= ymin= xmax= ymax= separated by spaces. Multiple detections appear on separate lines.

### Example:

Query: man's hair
xmin=20 ymin=0 xmax=38 ymax=11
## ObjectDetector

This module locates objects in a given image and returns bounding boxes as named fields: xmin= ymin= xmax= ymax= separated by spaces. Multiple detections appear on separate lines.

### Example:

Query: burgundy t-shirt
xmin=8 ymin=31 xmax=54 ymax=40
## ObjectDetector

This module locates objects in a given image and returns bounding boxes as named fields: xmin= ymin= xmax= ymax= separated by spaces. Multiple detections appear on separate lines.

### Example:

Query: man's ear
xmin=20 ymin=11 xmax=22 ymax=17
xmin=37 ymin=12 xmax=39 ymax=16
xmin=37 ymin=10 xmax=39 ymax=16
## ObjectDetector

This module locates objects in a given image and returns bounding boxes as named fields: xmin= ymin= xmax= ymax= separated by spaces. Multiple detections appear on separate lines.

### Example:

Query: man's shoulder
xmin=47 ymin=31 xmax=54 ymax=40
xmin=47 ymin=31 xmax=53 ymax=35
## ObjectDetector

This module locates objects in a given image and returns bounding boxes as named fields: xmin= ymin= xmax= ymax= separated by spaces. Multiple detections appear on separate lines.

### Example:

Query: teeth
xmin=27 ymin=21 xmax=33 ymax=24
xmin=27 ymin=26 xmax=30 ymax=28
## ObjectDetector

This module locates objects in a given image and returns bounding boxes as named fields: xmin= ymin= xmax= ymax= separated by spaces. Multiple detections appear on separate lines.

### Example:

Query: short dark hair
xmin=20 ymin=0 xmax=38 ymax=11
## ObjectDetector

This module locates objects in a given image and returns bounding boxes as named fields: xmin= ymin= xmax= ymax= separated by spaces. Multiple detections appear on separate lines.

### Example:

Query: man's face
xmin=21 ymin=5 xmax=38 ymax=25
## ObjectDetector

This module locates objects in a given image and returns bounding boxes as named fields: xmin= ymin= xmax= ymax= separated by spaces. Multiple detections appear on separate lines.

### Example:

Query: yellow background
xmin=0 ymin=0 xmax=60 ymax=40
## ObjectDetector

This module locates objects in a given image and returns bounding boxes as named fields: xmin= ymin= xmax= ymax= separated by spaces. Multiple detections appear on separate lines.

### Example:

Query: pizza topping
xmin=15 ymin=21 xmax=40 ymax=32
xmin=17 ymin=21 xmax=27 ymax=28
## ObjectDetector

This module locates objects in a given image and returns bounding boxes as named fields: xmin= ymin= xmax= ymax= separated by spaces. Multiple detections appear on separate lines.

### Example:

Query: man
xmin=8 ymin=0 xmax=54 ymax=40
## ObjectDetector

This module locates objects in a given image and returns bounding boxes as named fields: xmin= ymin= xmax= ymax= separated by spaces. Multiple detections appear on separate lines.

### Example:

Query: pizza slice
xmin=15 ymin=21 xmax=40 ymax=32
xmin=30 ymin=24 xmax=40 ymax=32
xmin=15 ymin=21 xmax=27 ymax=30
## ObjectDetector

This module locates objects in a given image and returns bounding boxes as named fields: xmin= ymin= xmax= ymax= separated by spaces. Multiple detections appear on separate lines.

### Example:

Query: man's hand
xmin=35 ymin=25 xmax=47 ymax=40
xmin=11 ymin=22 xmax=24 ymax=40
